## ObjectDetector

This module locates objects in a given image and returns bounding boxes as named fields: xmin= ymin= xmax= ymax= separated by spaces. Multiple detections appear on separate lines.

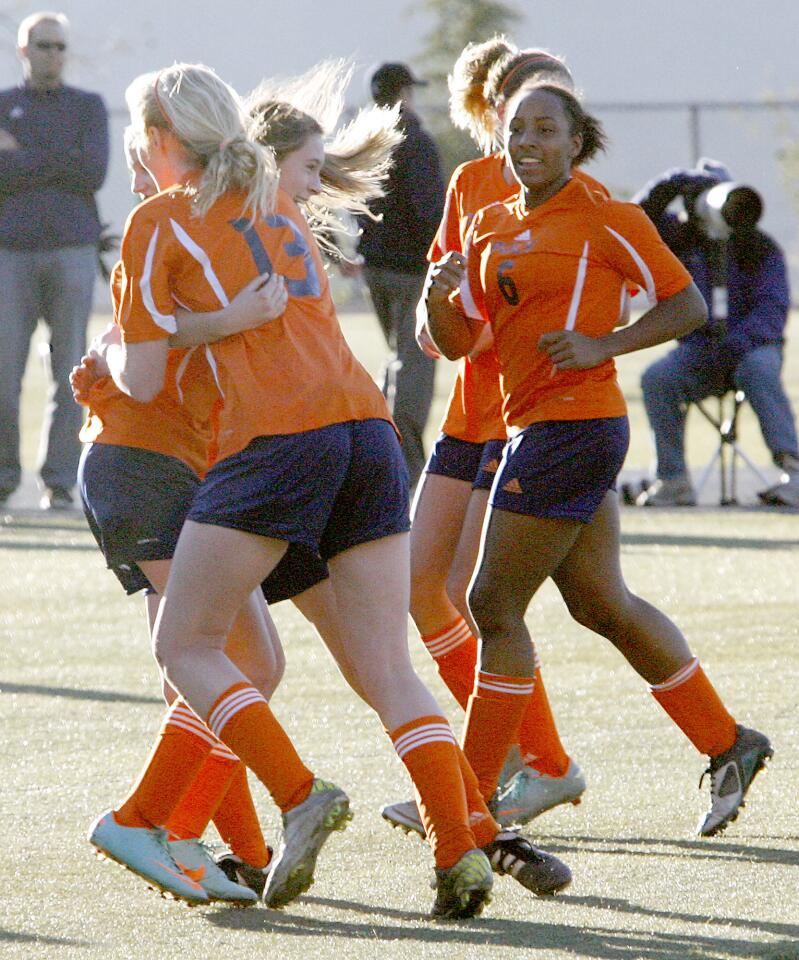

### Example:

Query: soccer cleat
xmin=698 ymin=724 xmax=773 ymax=837
xmin=215 ymin=850 xmax=272 ymax=898
xmin=636 ymin=476 xmax=696 ymax=507
xmin=262 ymin=779 xmax=351 ymax=909
xmin=431 ymin=848 xmax=493 ymax=920
xmin=493 ymin=759 xmax=586 ymax=827
xmin=88 ymin=810 xmax=208 ymax=904
xmin=170 ymin=839 xmax=258 ymax=905
xmin=482 ymin=830 xmax=572 ymax=896
xmin=380 ymin=798 xmax=425 ymax=838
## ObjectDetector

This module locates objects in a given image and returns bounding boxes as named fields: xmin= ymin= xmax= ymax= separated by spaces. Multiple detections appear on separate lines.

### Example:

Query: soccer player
xmin=425 ymin=80 xmax=773 ymax=840
xmin=75 ymin=131 xmax=301 ymax=906
xmin=99 ymin=61 xmax=571 ymax=918
xmin=384 ymin=38 xmax=598 ymax=838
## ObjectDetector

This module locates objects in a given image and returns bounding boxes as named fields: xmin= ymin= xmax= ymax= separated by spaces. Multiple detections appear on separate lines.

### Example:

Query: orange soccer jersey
xmin=116 ymin=187 xmax=390 ymax=462
xmin=461 ymin=176 xmax=692 ymax=431
xmin=79 ymin=261 xmax=213 ymax=477
xmin=431 ymin=156 xmax=614 ymax=443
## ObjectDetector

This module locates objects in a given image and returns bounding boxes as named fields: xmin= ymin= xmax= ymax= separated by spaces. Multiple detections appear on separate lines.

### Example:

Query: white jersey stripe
xmin=565 ymin=241 xmax=589 ymax=331
xmin=169 ymin=218 xmax=230 ymax=308
xmin=140 ymin=225 xmax=177 ymax=333
xmin=604 ymin=225 xmax=657 ymax=306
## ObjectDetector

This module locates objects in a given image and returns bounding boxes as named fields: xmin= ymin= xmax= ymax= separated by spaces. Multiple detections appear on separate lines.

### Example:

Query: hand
xmin=427 ymin=252 xmax=466 ymax=302
xmin=228 ymin=272 xmax=288 ymax=332
xmin=416 ymin=323 xmax=442 ymax=359
xmin=538 ymin=330 xmax=610 ymax=370
xmin=0 ymin=129 xmax=19 ymax=151
xmin=70 ymin=355 xmax=104 ymax=403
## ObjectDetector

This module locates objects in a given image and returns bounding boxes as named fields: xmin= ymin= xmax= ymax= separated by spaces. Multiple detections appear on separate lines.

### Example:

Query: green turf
xmin=1 ymin=308 xmax=798 ymax=959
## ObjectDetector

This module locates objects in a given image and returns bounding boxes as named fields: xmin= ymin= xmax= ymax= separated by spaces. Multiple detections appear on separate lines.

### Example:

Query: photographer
xmin=635 ymin=160 xmax=799 ymax=507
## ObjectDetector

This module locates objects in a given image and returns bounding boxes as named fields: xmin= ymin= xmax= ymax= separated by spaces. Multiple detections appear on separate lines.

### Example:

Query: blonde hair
xmin=125 ymin=63 xmax=278 ymax=222
xmin=18 ymin=11 xmax=68 ymax=48
xmin=246 ymin=59 xmax=402 ymax=256
xmin=449 ymin=35 xmax=574 ymax=154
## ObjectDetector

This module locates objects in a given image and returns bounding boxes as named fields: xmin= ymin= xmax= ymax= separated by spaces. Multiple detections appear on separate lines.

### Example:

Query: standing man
xmin=0 ymin=12 xmax=109 ymax=509
xmin=357 ymin=62 xmax=445 ymax=489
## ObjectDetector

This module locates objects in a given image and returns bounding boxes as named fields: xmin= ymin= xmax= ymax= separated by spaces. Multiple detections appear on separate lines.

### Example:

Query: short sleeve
xmin=117 ymin=205 xmax=177 ymax=342
xmin=600 ymin=203 xmax=693 ymax=307
xmin=428 ymin=164 xmax=466 ymax=262
xmin=456 ymin=215 xmax=489 ymax=323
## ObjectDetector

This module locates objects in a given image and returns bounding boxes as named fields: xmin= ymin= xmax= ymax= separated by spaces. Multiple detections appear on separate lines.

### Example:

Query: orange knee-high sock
xmin=650 ymin=658 xmax=737 ymax=757
xmin=115 ymin=700 xmax=214 ymax=829
xmin=391 ymin=715 xmax=476 ymax=869
xmin=206 ymin=682 xmax=314 ymax=813
xmin=212 ymin=764 xmax=271 ymax=869
xmin=454 ymin=745 xmax=501 ymax=848
xmin=516 ymin=654 xmax=571 ymax=777
xmin=462 ymin=671 xmax=535 ymax=801
xmin=421 ymin=616 xmax=479 ymax=710
xmin=165 ymin=744 xmax=240 ymax=840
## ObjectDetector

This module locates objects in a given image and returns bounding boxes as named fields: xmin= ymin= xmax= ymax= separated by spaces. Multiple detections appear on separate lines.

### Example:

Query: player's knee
xmin=468 ymin=576 xmax=514 ymax=641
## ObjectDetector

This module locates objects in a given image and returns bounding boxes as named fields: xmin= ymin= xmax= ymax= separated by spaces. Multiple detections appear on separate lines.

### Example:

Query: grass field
xmin=1 ymin=304 xmax=798 ymax=959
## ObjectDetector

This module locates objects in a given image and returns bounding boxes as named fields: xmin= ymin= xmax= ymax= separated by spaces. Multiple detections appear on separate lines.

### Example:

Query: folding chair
xmin=692 ymin=389 xmax=772 ymax=505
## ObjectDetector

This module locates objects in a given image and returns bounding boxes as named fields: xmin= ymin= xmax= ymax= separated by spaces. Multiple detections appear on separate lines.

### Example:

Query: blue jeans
xmin=641 ymin=342 xmax=799 ymax=479
xmin=0 ymin=245 xmax=96 ymax=491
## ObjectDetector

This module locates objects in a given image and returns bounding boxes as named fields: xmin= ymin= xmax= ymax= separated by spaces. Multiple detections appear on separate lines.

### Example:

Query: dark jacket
xmin=634 ymin=168 xmax=789 ymax=363
xmin=0 ymin=83 xmax=109 ymax=249
xmin=357 ymin=106 xmax=445 ymax=275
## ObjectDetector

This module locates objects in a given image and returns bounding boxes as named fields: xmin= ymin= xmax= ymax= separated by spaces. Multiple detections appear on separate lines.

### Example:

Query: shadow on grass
xmin=0 ymin=539 xmax=95 ymax=551
xmin=545 ymin=834 xmax=799 ymax=869
xmin=205 ymin=897 xmax=796 ymax=957
xmin=0 ymin=679 xmax=161 ymax=705
xmin=0 ymin=927 xmax=90 ymax=947
xmin=1 ymin=512 xmax=88 ymax=533
xmin=620 ymin=532 xmax=799 ymax=551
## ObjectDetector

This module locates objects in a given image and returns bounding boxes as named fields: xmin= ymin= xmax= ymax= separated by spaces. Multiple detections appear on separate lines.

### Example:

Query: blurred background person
xmin=635 ymin=161 xmax=799 ymax=507
xmin=0 ymin=11 xmax=109 ymax=509
xmin=356 ymin=62 xmax=445 ymax=489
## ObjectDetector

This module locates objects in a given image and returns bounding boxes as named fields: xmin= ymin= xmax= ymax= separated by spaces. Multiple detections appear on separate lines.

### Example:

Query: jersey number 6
xmin=497 ymin=260 xmax=519 ymax=306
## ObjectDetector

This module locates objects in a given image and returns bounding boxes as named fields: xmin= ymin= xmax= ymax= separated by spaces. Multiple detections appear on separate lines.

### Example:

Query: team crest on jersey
xmin=494 ymin=231 xmax=536 ymax=257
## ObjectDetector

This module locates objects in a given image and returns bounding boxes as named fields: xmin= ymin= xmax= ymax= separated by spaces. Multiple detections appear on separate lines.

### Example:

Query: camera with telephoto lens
xmin=694 ymin=182 xmax=763 ymax=241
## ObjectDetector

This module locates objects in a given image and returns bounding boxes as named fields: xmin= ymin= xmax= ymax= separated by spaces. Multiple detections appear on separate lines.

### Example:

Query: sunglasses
xmin=33 ymin=41 xmax=67 ymax=52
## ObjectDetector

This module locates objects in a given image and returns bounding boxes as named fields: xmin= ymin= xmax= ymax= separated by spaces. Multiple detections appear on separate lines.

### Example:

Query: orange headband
xmin=497 ymin=52 xmax=563 ymax=99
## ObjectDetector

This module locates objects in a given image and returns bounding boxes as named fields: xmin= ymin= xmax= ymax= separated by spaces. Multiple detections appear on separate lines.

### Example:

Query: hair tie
xmin=497 ymin=52 xmax=561 ymax=99
xmin=219 ymin=137 xmax=233 ymax=151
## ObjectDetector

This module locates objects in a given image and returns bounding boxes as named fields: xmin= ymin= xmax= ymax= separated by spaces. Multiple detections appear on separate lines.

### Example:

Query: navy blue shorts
xmin=79 ymin=443 xmax=330 ymax=601
xmin=79 ymin=443 xmax=199 ymax=595
xmin=474 ymin=438 xmax=507 ymax=491
xmin=490 ymin=417 xmax=630 ymax=522
xmin=426 ymin=433 xmax=508 ymax=490
xmin=189 ymin=419 xmax=410 ymax=559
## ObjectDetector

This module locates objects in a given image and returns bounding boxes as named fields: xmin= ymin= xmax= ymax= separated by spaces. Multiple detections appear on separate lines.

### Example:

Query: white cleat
xmin=88 ymin=810 xmax=208 ymax=905
xmin=170 ymin=838 xmax=258 ymax=905
xmin=493 ymin=760 xmax=586 ymax=827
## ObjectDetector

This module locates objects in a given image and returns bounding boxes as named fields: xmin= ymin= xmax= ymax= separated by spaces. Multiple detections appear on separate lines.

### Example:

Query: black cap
xmin=370 ymin=62 xmax=427 ymax=105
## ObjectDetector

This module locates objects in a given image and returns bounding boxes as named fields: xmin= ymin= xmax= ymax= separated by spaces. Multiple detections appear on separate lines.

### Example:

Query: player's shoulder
xmin=123 ymin=188 xmax=191 ymax=237
xmin=449 ymin=153 xmax=502 ymax=190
